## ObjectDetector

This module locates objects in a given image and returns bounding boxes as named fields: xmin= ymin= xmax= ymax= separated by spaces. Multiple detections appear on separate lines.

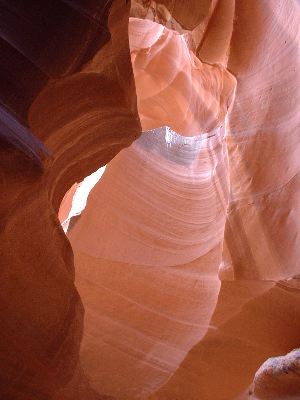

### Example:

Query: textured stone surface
xmin=1 ymin=0 xmax=300 ymax=399
xmin=68 ymin=126 xmax=229 ymax=398
xmin=66 ymin=15 xmax=236 ymax=400
xmin=148 ymin=280 xmax=300 ymax=400
xmin=0 ymin=1 xmax=139 ymax=399
xmin=148 ymin=1 xmax=300 ymax=399
xmin=131 ymin=0 xmax=213 ymax=30
xmin=253 ymin=349 xmax=300 ymax=400
xmin=129 ymin=18 xmax=236 ymax=135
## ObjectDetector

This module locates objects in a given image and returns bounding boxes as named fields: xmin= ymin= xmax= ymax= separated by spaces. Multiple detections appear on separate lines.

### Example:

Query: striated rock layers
xmin=67 ymin=1 xmax=300 ymax=400
xmin=1 ymin=1 xmax=300 ymax=400
xmin=146 ymin=1 xmax=300 ymax=399
xmin=65 ymin=15 xmax=238 ymax=399
xmin=0 ymin=1 xmax=140 ymax=399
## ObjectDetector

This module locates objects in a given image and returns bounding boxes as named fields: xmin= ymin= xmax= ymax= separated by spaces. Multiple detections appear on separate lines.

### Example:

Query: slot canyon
xmin=0 ymin=1 xmax=300 ymax=400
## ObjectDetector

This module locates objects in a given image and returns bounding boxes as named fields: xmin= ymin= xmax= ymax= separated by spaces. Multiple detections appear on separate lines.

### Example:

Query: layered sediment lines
xmin=67 ymin=16 xmax=236 ymax=399
xmin=149 ymin=1 xmax=300 ymax=399
xmin=129 ymin=17 xmax=236 ymax=135
xmin=0 ymin=1 xmax=139 ymax=399
xmin=1 ymin=1 xmax=300 ymax=399
xmin=68 ymin=126 xmax=229 ymax=399
xmin=225 ymin=0 xmax=300 ymax=281
xmin=69 ymin=2 xmax=300 ymax=399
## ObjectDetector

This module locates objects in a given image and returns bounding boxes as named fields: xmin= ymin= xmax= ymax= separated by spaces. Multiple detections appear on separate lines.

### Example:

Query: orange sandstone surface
xmin=1 ymin=1 xmax=300 ymax=400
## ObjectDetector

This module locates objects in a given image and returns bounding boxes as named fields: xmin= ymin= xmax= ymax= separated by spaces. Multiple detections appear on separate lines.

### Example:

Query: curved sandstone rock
xmin=1 ymin=1 xmax=300 ymax=399
xmin=60 ymin=2 xmax=300 ymax=399
xmin=66 ymin=17 xmax=236 ymax=399
xmin=129 ymin=17 xmax=236 ymax=134
xmin=148 ymin=1 xmax=300 ymax=399
xmin=253 ymin=349 xmax=300 ymax=400
xmin=0 ymin=1 xmax=140 ymax=399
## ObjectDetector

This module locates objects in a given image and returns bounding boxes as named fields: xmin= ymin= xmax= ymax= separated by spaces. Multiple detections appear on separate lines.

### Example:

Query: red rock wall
xmin=1 ymin=1 xmax=300 ymax=399
xmin=0 ymin=1 xmax=140 ymax=399
xmin=147 ymin=1 xmax=300 ymax=399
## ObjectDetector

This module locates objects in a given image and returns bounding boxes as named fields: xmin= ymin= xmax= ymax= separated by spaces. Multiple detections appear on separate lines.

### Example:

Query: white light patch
xmin=61 ymin=166 xmax=106 ymax=232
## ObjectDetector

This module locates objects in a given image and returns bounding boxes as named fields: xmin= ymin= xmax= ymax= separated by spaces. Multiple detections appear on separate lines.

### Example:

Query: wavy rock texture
xmin=66 ymin=16 xmax=237 ymax=399
xmin=129 ymin=17 xmax=236 ymax=134
xmin=148 ymin=279 xmax=300 ymax=400
xmin=1 ymin=1 xmax=300 ymax=400
xmin=226 ymin=0 xmax=300 ymax=281
xmin=0 ymin=1 xmax=140 ymax=399
xmin=68 ymin=126 xmax=229 ymax=398
xmin=66 ymin=1 xmax=299 ymax=400
xmin=146 ymin=1 xmax=300 ymax=399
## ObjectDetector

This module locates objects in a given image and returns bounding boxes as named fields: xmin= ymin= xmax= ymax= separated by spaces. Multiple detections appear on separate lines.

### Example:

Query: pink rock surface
xmin=226 ymin=0 xmax=300 ymax=281
xmin=66 ymin=2 xmax=300 ymax=399
xmin=1 ymin=1 xmax=300 ymax=399
xmin=67 ymin=17 xmax=236 ymax=399
xmin=148 ymin=1 xmax=300 ymax=399
xmin=130 ymin=17 xmax=236 ymax=135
